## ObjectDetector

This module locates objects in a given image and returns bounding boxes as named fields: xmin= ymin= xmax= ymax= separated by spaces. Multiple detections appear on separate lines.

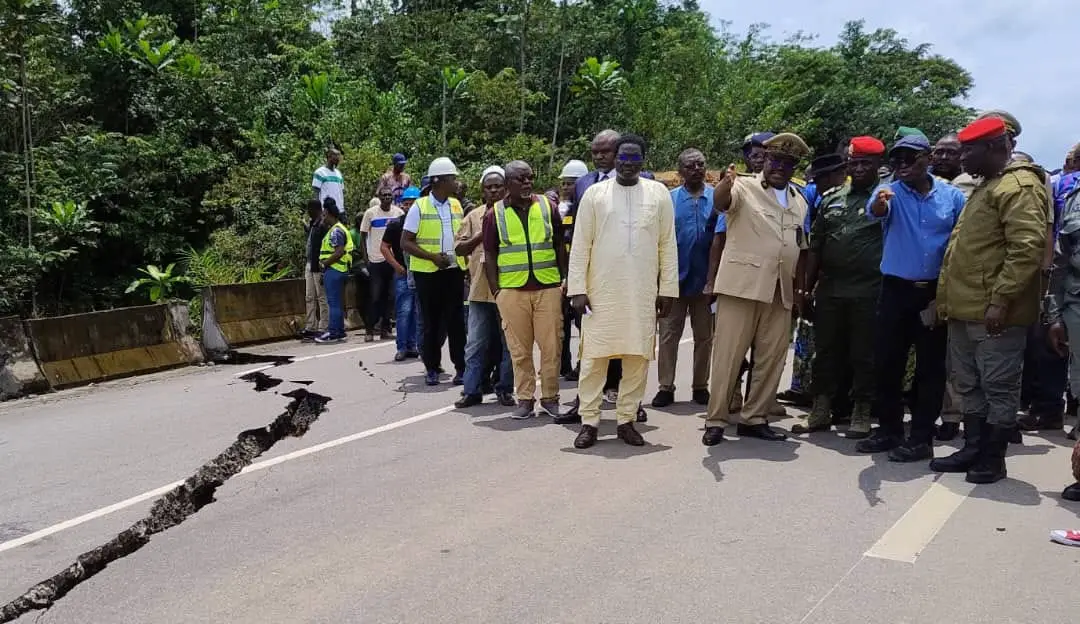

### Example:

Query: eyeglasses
xmin=890 ymin=151 xmax=924 ymax=166
xmin=616 ymin=153 xmax=644 ymax=163
xmin=767 ymin=156 xmax=796 ymax=171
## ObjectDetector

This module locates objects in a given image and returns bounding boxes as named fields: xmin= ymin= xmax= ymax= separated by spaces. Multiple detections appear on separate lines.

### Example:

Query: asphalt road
xmin=1 ymin=327 xmax=1077 ymax=624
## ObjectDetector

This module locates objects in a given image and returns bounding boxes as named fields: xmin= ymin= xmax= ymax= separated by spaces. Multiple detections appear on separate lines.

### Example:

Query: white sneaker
xmin=603 ymin=389 xmax=618 ymax=405
xmin=1050 ymin=530 xmax=1080 ymax=547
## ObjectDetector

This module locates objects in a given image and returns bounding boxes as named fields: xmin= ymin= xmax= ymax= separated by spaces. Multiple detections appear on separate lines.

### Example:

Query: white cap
xmin=426 ymin=156 xmax=459 ymax=178
xmin=480 ymin=165 xmax=505 ymax=184
xmin=559 ymin=159 xmax=589 ymax=179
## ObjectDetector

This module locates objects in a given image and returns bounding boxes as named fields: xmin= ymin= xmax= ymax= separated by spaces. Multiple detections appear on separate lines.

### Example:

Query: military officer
xmin=704 ymin=132 xmax=811 ymax=445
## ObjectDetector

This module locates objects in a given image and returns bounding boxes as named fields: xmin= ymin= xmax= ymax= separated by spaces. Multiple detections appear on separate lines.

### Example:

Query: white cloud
xmin=704 ymin=0 xmax=1076 ymax=168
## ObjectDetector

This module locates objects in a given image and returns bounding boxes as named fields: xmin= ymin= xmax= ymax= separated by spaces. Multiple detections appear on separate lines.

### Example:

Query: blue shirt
xmin=867 ymin=175 xmax=966 ymax=281
xmin=714 ymin=212 xmax=727 ymax=233
xmin=1054 ymin=172 xmax=1080 ymax=236
xmin=802 ymin=182 xmax=821 ymax=231
xmin=671 ymin=185 xmax=715 ymax=296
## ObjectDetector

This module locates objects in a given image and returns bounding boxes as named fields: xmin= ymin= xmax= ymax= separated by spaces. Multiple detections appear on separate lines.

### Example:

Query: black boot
xmin=930 ymin=416 xmax=982 ymax=473
xmin=966 ymin=424 xmax=1012 ymax=484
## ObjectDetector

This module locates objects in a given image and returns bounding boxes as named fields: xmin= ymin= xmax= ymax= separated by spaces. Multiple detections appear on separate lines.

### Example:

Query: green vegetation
xmin=0 ymin=0 xmax=974 ymax=317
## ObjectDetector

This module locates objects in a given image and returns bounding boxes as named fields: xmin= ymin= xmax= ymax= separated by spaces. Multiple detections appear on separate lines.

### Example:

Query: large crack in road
xmin=0 ymin=382 xmax=330 ymax=623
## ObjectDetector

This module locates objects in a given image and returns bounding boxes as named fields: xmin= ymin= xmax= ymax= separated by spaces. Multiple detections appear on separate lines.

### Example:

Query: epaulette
xmin=819 ymin=183 xmax=850 ymax=200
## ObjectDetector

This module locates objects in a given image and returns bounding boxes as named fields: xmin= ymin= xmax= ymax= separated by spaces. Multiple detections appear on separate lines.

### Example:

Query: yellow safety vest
xmin=319 ymin=222 xmax=354 ymax=272
xmin=494 ymin=196 xmax=560 ymax=288
xmin=411 ymin=196 xmax=466 ymax=273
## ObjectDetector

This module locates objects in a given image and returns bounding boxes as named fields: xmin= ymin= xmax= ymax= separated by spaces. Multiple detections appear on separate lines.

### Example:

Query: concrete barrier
xmin=0 ymin=316 xmax=49 ymax=400
xmin=26 ymin=302 xmax=204 ymax=388
xmin=201 ymin=278 xmax=364 ymax=357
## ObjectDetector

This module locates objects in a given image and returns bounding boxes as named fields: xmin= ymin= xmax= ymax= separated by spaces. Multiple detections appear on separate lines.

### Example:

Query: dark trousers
xmin=813 ymin=295 xmax=876 ymax=404
xmin=414 ymin=269 xmax=466 ymax=374
xmin=1021 ymin=322 xmax=1067 ymax=415
xmin=875 ymin=276 xmax=947 ymax=441
xmin=353 ymin=267 xmax=370 ymax=325
xmin=605 ymin=359 xmax=622 ymax=392
xmin=366 ymin=261 xmax=394 ymax=333
xmin=561 ymin=297 xmax=578 ymax=373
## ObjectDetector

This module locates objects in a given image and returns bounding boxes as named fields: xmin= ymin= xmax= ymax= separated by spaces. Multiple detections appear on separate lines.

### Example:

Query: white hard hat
xmin=560 ymin=159 xmax=589 ymax=179
xmin=480 ymin=165 xmax=505 ymax=184
xmin=427 ymin=156 xmax=459 ymax=178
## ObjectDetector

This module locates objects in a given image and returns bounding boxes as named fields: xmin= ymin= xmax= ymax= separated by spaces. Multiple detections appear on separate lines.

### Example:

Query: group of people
xmin=299 ymin=114 xmax=1080 ymax=500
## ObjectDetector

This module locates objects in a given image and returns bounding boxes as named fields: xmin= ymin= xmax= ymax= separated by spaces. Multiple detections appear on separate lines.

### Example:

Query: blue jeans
xmin=324 ymin=267 xmax=348 ymax=338
xmin=394 ymin=274 xmax=418 ymax=352
xmin=463 ymin=301 xmax=513 ymax=396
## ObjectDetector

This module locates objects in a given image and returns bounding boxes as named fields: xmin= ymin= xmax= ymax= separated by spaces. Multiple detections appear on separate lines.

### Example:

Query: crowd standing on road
xmin=298 ymin=115 xmax=1080 ymax=501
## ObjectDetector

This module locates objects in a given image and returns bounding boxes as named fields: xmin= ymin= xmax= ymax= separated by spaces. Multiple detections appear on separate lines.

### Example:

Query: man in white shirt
xmin=360 ymin=188 xmax=405 ymax=342
xmin=312 ymin=147 xmax=345 ymax=218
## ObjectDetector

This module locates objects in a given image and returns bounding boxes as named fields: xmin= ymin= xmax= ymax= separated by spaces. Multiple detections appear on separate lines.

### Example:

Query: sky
xmin=704 ymin=0 xmax=1075 ymax=169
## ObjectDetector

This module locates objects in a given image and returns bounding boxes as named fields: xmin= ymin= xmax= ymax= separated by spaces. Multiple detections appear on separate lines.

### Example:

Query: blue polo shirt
xmin=671 ymin=185 xmax=715 ymax=296
xmin=867 ymin=175 xmax=965 ymax=281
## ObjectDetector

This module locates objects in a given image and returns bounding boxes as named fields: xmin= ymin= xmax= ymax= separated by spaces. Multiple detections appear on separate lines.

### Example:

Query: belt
xmin=883 ymin=275 xmax=936 ymax=288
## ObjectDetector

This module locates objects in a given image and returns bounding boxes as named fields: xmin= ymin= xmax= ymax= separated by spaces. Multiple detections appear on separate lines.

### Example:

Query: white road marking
xmin=0 ymin=334 xmax=696 ymax=555
xmin=233 ymin=341 xmax=396 ymax=377
xmin=864 ymin=476 xmax=976 ymax=563
xmin=0 ymin=404 xmax=456 ymax=554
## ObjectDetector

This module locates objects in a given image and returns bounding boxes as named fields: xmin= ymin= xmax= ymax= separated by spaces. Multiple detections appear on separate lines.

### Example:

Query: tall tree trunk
xmin=518 ymin=0 xmax=528 ymax=134
xmin=549 ymin=0 xmax=566 ymax=170
xmin=441 ymin=81 xmax=447 ymax=150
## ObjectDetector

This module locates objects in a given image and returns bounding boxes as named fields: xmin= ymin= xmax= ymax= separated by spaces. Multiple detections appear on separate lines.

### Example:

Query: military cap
xmin=890 ymin=134 xmax=931 ymax=154
xmin=763 ymin=132 xmax=810 ymax=160
xmin=958 ymin=117 xmax=1007 ymax=144
xmin=895 ymin=126 xmax=928 ymax=140
xmin=808 ymin=153 xmax=846 ymax=178
xmin=976 ymin=109 xmax=1021 ymax=137
xmin=849 ymin=136 xmax=886 ymax=157
xmin=743 ymin=131 xmax=776 ymax=148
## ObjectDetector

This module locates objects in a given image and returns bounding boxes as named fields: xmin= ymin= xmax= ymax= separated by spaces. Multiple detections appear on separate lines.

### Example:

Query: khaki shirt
xmin=712 ymin=173 xmax=809 ymax=309
xmin=938 ymin=163 xmax=1048 ymax=326
xmin=459 ymin=207 xmax=494 ymax=303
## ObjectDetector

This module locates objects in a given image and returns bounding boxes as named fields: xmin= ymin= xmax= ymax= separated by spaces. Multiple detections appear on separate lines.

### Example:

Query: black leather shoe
xmin=1069 ymin=426 xmax=1078 ymax=441
xmin=636 ymin=405 xmax=648 ymax=423
xmin=930 ymin=417 xmax=981 ymax=472
xmin=936 ymin=421 xmax=961 ymax=441
xmin=617 ymin=422 xmax=645 ymax=446
xmin=553 ymin=411 xmax=581 ymax=424
xmin=966 ymin=426 xmax=1011 ymax=484
xmin=496 ymin=392 xmax=516 ymax=407
xmin=855 ymin=430 xmax=902 ymax=454
xmin=651 ymin=390 xmax=674 ymax=408
xmin=574 ymin=425 xmax=598 ymax=449
xmin=737 ymin=423 xmax=788 ymax=441
xmin=454 ymin=394 xmax=483 ymax=409
xmin=1062 ymin=482 xmax=1080 ymax=501
xmin=776 ymin=390 xmax=812 ymax=407
xmin=791 ymin=422 xmax=831 ymax=434
xmin=888 ymin=440 xmax=933 ymax=463
xmin=702 ymin=426 xmax=725 ymax=446
xmin=692 ymin=389 xmax=710 ymax=405
xmin=1009 ymin=428 xmax=1022 ymax=444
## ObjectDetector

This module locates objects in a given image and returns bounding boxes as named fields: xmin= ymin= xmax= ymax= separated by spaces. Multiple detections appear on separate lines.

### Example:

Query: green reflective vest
xmin=319 ymin=222 xmax=355 ymax=272
xmin=495 ymin=196 xmax=560 ymax=288
xmin=411 ymin=196 xmax=466 ymax=273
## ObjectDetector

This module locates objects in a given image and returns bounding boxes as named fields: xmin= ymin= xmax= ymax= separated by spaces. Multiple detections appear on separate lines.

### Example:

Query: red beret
xmin=958 ymin=117 xmax=1006 ymax=144
xmin=849 ymin=136 xmax=886 ymax=157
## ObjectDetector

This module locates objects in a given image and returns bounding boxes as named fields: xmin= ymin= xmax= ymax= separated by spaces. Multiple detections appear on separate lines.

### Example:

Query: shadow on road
xmin=700 ymin=436 xmax=800 ymax=482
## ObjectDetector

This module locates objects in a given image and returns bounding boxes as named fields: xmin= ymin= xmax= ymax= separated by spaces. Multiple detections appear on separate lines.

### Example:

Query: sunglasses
xmin=767 ymin=156 xmax=797 ymax=171
xmin=616 ymin=153 xmax=644 ymax=163
xmin=890 ymin=151 xmax=925 ymax=166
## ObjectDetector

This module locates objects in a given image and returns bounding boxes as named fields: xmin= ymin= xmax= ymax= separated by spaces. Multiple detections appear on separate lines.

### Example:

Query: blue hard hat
xmin=401 ymin=186 xmax=421 ymax=200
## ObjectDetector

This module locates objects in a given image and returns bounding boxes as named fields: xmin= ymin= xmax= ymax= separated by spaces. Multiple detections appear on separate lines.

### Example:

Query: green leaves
xmin=125 ymin=263 xmax=189 ymax=303
xmin=570 ymin=58 xmax=625 ymax=98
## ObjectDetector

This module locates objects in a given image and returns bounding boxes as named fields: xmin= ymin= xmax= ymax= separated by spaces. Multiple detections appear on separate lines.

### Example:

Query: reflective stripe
xmin=499 ymin=259 xmax=558 ymax=273
xmin=319 ymin=223 xmax=355 ymax=273
xmin=495 ymin=196 xmax=560 ymax=288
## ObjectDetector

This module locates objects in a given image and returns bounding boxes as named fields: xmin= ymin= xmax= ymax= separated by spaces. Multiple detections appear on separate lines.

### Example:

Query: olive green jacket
xmin=938 ymin=162 xmax=1049 ymax=326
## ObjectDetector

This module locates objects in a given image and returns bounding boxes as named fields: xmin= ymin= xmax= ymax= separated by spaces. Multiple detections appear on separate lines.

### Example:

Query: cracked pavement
xmin=0 ymin=333 xmax=1078 ymax=623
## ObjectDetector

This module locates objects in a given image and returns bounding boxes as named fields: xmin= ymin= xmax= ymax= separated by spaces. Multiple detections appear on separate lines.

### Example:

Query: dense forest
xmin=0 ymin=0 xmax=975 ymax=318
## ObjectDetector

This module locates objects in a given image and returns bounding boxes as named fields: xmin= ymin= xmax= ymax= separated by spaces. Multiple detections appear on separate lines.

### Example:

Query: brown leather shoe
xmin=617 ymin=422 xmax=645 ymax=446
xmin=574 ymin=425 xmax=598 ymax=449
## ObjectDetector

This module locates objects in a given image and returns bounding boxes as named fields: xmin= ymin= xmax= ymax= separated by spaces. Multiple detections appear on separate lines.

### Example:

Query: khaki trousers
xmin=657 ymin=294 xmax=713 ymax=392
xmin=579 ymin=354 xmax=649 ymax=427
xmin=496 ymin=287 xmax=564 ymax=401
xmin=304 ymin=266 xmax=329 ymax=332
xmin=706 ymin=290 xmax=791 ymax=427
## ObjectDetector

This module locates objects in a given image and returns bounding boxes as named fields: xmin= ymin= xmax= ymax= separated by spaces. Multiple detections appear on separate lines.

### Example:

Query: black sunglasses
xmin=890 ymin=151 xmax=925 ymax=166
